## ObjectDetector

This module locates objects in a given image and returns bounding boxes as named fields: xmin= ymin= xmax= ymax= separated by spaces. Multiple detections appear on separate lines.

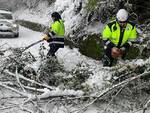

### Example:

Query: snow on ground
xmin=57 ymin=46 xmax=114 ymax=92
xmin=0 ymin=25 xmax=109 ymax=91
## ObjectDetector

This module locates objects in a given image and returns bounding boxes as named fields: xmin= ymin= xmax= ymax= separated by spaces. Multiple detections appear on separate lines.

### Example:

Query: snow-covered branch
xmin=3 ymin=70 xmax=55 ymax=90
xmin=77 ymin=71 xmax=150 ymax=112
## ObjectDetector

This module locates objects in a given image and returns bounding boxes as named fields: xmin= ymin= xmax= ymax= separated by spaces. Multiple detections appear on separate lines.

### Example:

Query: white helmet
xmin=116 ymin=9 xmax=128 ymax=22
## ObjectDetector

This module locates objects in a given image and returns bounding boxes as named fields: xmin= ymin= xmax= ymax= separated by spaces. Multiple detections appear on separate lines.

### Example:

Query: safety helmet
xmin=116 ymin=9 xmax=128 ymax=22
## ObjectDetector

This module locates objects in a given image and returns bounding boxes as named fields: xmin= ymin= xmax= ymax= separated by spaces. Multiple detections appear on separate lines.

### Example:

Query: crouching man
xmin=102 ymin=9 xmax=137 ymax=67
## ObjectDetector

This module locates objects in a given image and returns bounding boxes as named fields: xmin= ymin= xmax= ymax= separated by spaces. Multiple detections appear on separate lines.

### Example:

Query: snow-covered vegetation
xmin=0 ymin=0 xmax=150 ymax=113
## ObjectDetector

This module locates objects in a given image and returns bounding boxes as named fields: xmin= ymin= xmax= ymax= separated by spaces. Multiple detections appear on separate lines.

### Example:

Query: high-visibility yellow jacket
xmin=102 ymin=20 xmax=137 ymax=48
xmin=48 ymin=19 xmax=65 ymax=46
xmin=51 ymin=19 xmax=65 ymax=37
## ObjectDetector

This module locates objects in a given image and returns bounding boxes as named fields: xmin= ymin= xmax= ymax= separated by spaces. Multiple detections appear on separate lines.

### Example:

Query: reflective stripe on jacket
xmin=102 ymin=20 xmax=137 ymax=47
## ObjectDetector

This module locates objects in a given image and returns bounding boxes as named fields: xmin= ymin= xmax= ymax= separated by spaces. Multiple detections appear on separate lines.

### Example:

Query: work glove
xmin=42 ymin=34 xmax=50 ymax=41
xmin=111 ymin=47 xmax=122 ymax=58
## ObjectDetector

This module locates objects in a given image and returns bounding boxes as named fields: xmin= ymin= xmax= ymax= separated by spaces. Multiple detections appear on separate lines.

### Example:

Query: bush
xmin=79 ymin=34 xmax=104 ymax=60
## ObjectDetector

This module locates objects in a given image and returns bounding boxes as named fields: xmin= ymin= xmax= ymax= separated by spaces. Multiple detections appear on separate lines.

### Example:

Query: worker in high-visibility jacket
xmin=42 ymin=12 xmax=65 ymax=57
xmin=102 ymin=9 xmax=137 ymax=67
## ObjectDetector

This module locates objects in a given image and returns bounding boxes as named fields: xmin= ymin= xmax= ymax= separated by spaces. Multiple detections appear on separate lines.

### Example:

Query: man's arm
xmin=102 ymin=25 xmax=115 ymax=49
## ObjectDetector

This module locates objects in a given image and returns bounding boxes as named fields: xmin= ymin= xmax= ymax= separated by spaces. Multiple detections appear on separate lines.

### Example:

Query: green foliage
xmin=79 ymin=34 xmax=104 ymax=60
xmin=126 ymin=46 xmax=140 ymax=60
xmin=85 ymin=0 xmax=99 ymax=12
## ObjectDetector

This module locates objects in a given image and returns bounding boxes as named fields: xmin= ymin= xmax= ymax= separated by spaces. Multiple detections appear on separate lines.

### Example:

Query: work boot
xmin=102 ymin=55 xmax=111 ymax=67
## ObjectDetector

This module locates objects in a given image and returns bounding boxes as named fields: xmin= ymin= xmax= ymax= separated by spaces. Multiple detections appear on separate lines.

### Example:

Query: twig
xmin=0 ymin=105 xmax=18 ymax=111
xmin=15 ymin=66 xmax=26 ymax=93
xmin=0 ymin=82 xmax=29 ymax=96
xmin=103 ymin=84 xmax=127 ymax=112
xmin=22 ymin=39 xmax=43 ymax=53
xmin=0 ymin=96 xmax=26 ymax=99
xmin=44 ymin=99 xmax=56 ymax=113
xmin=143 ymin=99 xmax=150 ymax=113
xmin=23 ymin=85 xmax=46 ymax=93
xmin=19 ymin=106 xmax=34 ymax=113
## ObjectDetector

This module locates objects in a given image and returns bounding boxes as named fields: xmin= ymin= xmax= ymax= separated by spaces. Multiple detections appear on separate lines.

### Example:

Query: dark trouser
xmin=102 ymin=47 xmax=114 ymax=67
xmin=47 ymin=43 xmax=64 ymax=57
xmin=102 ymin=47 xmax=127 ymax=67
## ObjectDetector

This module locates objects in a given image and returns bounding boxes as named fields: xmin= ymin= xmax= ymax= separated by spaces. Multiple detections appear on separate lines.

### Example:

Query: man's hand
xmin=42 ymin=34 xmax=50 ymax=41
xmin=111 ymin=47 xmax=123 ymax=58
